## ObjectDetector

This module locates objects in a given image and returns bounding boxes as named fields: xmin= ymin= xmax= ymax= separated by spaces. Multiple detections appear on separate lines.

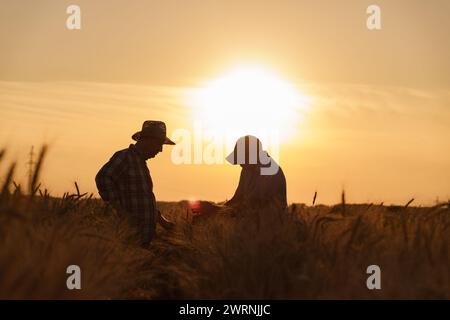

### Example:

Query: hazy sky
xmin=2 ymin=0 xmax=450 ymax=86
xmin=1 ymin=0 xmax=449 ymax=205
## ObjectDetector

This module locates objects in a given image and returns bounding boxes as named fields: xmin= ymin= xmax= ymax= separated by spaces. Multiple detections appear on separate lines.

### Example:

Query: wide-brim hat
xmin=226 ymin=135 xmax=264 ymax=165
xmin=132 ymin=120 xmax=175 ymax=145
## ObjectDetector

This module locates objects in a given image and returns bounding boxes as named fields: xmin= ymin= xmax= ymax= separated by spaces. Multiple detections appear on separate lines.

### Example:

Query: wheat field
xmin=0 ymin=146 xmax=449 ymax=299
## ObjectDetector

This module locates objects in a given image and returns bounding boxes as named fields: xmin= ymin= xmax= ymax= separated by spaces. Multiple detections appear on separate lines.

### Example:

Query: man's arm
xmin=128 ymin=191 xmax=157 ymax=246
xmin=95 ymin=151 xmax=128 ymax=206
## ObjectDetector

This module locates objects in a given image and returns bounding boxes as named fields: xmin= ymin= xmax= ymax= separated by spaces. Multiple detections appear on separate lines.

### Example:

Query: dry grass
xmin=1 ymin=146 xmax=449 ymax=299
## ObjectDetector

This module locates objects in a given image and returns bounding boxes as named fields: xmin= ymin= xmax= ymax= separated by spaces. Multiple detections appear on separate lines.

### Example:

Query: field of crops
xmin=1 ymin=147 xmax=449 ymax=299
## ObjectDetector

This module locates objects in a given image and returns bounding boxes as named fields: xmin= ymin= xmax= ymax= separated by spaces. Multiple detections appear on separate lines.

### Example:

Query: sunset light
xmin=188 ymin=67 xmax=310 ymax=141
xmin=2 ymin=1 xmax=450 ymax=302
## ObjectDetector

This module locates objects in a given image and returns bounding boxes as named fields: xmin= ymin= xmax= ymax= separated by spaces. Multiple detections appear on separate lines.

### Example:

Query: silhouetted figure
xmin=95 ymin=120 xmax=175 ymax=246
xmin=225 ymin=135 xmax=287 ymax=210
xmin=192 ymin=135 xmax=287 ymax=220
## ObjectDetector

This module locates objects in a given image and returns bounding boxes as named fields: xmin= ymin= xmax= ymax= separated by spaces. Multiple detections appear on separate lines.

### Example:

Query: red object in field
xmin=189 ymin=200 xmax=201 ymax=213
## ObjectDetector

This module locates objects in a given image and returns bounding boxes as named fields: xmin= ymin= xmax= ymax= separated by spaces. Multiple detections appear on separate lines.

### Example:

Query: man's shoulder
xmin=110 ymin=145 xmax=146 ymax=166
xmin=109 ymin=147 xmax=134 ymax=164
xmin=111 ymin=148 xmax=129 ymax=158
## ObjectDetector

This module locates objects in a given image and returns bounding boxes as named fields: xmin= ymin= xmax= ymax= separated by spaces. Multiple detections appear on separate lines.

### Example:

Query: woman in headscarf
xmin=224 ymin=135 xmax=287 ymax=210
xmin=191 ymin=135 xmax=287 ymax=220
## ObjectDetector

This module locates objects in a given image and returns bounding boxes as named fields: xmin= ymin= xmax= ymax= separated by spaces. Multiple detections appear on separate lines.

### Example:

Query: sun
xmin=187 ymin=66 xmax=310 ymax=144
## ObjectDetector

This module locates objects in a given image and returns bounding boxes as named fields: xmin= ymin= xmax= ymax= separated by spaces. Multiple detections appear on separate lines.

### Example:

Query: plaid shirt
xmin=95 ymin=144 xmax=156 ymax=244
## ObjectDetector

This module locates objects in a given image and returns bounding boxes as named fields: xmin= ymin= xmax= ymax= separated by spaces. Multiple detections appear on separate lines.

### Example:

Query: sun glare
xmin=188 ymin=66 xmax=310 ymax=143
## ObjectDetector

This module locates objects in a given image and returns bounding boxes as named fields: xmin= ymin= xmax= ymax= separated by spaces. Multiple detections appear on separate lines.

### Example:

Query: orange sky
xmin=1 ymin=0 xmax=450 ymax=205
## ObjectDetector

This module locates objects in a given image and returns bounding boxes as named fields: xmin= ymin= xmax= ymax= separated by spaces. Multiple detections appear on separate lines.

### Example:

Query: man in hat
xmin=192 ymin=135 xmax=287 ymax=220
xmin=95 ymin=120 xmax=175 ymax=246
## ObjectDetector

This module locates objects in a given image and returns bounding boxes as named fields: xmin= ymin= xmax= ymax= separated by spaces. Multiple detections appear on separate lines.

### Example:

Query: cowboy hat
xmin=132 ymin=120 xmax=175 ymax=145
